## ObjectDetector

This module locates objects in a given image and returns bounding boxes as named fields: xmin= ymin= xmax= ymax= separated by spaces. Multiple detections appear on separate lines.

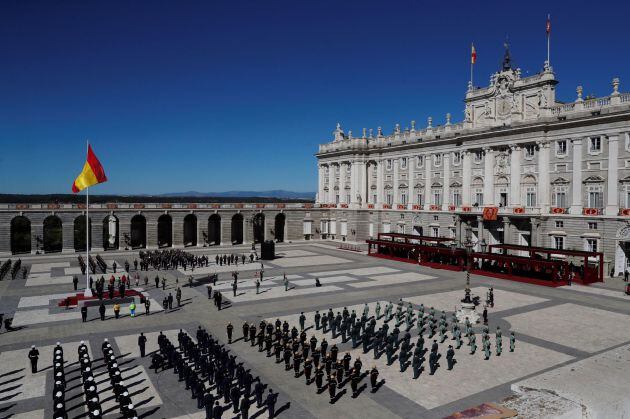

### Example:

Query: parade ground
xmin=1 ymin=241 xmax=629 ymax=418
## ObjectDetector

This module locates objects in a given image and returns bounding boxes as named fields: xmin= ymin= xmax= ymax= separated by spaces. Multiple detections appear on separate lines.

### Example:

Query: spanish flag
xmin=71 ymin=144 xmax=108 ymax=193
xmin=471 ymin=43 xmax=477 ymax=64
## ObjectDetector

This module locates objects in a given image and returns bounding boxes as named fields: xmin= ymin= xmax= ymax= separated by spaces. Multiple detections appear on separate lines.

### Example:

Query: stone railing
xmin=550 ymin=92 xmax=629 ymax=116
xmin=0 ymin=202 xmax=314 ymax=211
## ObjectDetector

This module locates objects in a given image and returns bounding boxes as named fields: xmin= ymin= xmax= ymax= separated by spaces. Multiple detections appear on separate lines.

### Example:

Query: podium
xmin=261 ymin=240 xmax=275 ymax=260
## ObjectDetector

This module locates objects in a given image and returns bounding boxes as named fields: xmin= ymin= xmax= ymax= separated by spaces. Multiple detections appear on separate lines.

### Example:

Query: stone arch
xmin=130 ymin=214 xmax=147 ymax=249
xmin=231 ymin=213 xmax=244 ymax=244
xmin=522 ymin=175 xmax=537 ymax=184
xmin=158 ymin=214 xmax=173 ymax=248
xmin=274 ymin=213 xmax=286 ymax=242
xmin=10 ymin=216 xmax=31 ymax=254
xmin=183 ymin=214 xmax=197 ymax=247
xmin=472 ymin=176 xmax=484 ymax=186
xmin=43 ymin=215 xmax=63 ymax=253
xmin=208 ymin=214 xmax=221 ymax=245
xmin=253 ymin=213 xmax=265 ymax=244
xmin=73 ymin=215 xmax=92 ymax=252
xmin=103 ymin=215 xmax=119 ymax=250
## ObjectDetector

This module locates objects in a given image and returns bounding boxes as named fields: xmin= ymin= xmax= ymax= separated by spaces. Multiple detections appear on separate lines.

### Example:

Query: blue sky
xmin=0 ymin=0 xmax=627 ymax=195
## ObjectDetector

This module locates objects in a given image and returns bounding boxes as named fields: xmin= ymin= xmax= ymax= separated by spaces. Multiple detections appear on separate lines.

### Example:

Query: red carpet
xmin=57 ymin=289 xmax=145 ymax=307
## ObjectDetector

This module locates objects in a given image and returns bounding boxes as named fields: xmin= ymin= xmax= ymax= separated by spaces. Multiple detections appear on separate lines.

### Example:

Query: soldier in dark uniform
xmin=328 ymin=374 xmax=337 ymax=403
xmin=227 ymin=323 xmax=233 ymax=344
xmin=446 ymin=345 xmax=456 ymax=370
xmin=99 ymin=303 xmax=106 ymax=321
xmin=138 ymin=333 xmax=147 ymax=357
xmin=314 ymin=310 xmax=321 ymax=330
xmin=212 ymin=401 xmax=223 ymax=419
xmin=304 ymin=357 xmax=313 ymax=383
xmin=350 ymin=369 xmax=360 ymax=398
xmin=370 ymin=365 xmax=379 ymax=392
xmin=204 ymin=392 xmax=215 ymax=418
xmin=266 ymin=389 xmax=277 ymax=418
xmin=81 ymin=305 xmax=88 ymax=322
xmin=429 ymin=350 xmax=438 ymax=375
xmin=315 ymin=366 xmax=324 ymax=390
xmin=230 ymin=385 xmax=241 ymax=413
xmin=299 ymin=312 xmax=306 ymax=331
xmin=254 ymin=380 xmax=264 ymax=408
xmin=240 ymin=394 xmax=251 ymax=419
xmin=28 ymin=345 xmax=39 ymax=373
xmin=242 ymin=321 xmax=249 ymax=341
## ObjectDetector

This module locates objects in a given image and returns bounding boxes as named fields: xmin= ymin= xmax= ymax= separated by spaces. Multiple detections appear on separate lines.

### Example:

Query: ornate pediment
xmin=552 ymin=176 xmax=570 ymax=185
xmin=450 ymin=181 xmax=463 ymax=188
xmin=583 ymin=175 xmax=605 ymax=184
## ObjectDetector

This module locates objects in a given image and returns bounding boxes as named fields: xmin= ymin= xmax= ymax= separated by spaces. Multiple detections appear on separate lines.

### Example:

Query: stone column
xmin=509 ymin=145 xmax=522 ymax=207
xmin=483 ymin=148 xmax=495 ymax=206
xmin=570 ymin=138 xmax=584 ymax=214
xmin=462 ymin=151 xmax=472 ymax=206
xmin=350 ymin=160 xmax=359 ymax=207
xmin=377 ymin=159 xmax=384 ymax=206
xmin=317 ymin=165 xmax=324 ymax=204
xmin=359 ymin=161 xmax=367 ymax=208
xmin=338 ymin=162 xmax=345 ymax=205
xmin=537 ymin=141 xmax=551 ymax=213
xmin=393 ymin=159 xmax=399 ymax=206
xmin=606 ymin=135 xmax=620 ymax=215
xmin=408 ymin=155 xmax=414 ymax=210
xmin=502 ymin=217 xmax=510 ymax=245
xmin=442 ymin=153 xmax=451 ymax=210
xmin=424 ymin=154 xmax=432 ymax=207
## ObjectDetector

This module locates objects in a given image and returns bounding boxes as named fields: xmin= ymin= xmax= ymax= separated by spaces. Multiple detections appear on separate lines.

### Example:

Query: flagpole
xmin=547 ymin=14 xmax=551 ymax=67
xmin=85 ymin=140 xmax=92 ymax=297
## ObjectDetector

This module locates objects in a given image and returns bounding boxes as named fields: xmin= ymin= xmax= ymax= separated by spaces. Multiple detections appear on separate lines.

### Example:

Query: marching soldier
xmin=375 ymin=301 xmax=381 ymax=319
xmin=328 ymin=374 xmax=337 ymax=403
xmin=509 ymin=331 xmax=516 ymax=352
xmin=81 ymin=305 xmax=88 ymax=322
xmin=412 ymin=353 xmax=422 ymax=379
xmin=370 ymin=366 xmax=379 ymax=392
xmin=304 ymin=357 xmax=313 ymax=383
xmin=28 ymin=345 xmax=39 ymax=373
xmin=470 ymin=333 xmax=477 ymax=355
xmin=299 ymin=312 xmax=306 ymax=331
xmin=315 ymin=366 xmax=324 ymax=390
xmin=138 ymin=333 xmax=147 ymax=357
xmin=428 ymin=350 xmax=438 ymax=375
xmin=314 ymin=310 xmax=321 ymax=330
xmin=483 ymin=339 xmax=491 ymax=360
xmin=242 ymin=321 xmax=249 ymax=341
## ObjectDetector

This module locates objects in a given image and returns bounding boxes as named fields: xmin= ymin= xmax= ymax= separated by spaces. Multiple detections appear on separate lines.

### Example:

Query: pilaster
xmin=570 ymin=138 xmax=584 ymax=214
xmin=606 ymin=135 xmax=620 ymax=215
xmin=483 ymin=148 xmax=495 ymax=206
xmin=442 ymin=153 xmax=451 ymax=210
xmin=537 ymin=140 xmax=551 ymax=213
xmin=509 ymin=145 xmax=522 ymax=207
xmin=462 ymin=151 xmax=472 ymax=206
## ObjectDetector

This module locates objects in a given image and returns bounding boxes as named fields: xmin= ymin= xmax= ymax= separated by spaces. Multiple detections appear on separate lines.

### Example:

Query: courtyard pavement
xmin=1 ymin=241 xmax=629 ymax=418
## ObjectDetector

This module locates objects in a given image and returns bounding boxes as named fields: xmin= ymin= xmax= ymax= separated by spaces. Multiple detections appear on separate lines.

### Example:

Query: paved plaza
xmin=1 ymin=242 xmax=630 ymax=418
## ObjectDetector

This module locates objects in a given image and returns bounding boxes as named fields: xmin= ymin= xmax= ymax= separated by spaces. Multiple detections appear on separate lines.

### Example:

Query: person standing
xmin=284 ymin=275 xmax=289 ymax=291
xmin=138 ymin=333 xmax=147 ymax=357
xmin=232 ymin=281 xmax=237 ymax=297
xmin=240 ymin=395 xmax=251 ymax=419
xmin=227 ymin=323 xmax=234 ymax=344
xmin=28 ymin=345 xmax=39 ymax=373
xmin=144 ymin=299 xmax=150 ymax=316
xmin=167 ymin=293 xmax=173 ymax=310
xmin=73 ymin=276 xmax=79 ymax=291
xmin=113 ymin=303 xmax=120 ymax=319
xmin=99 ymin=302 xmax=106 ymax=321
xmin=81 ymin=305 xmax=88 ymax=322
xmin=176 ymin=287 xmax=182 ymax=307
xmin=129 ymin=302 xmax=136 ymax=318
xmin=265 ymin=389 xmax=277 ymax=418
xmin=370 ymin=366 xmax=379 ymax=392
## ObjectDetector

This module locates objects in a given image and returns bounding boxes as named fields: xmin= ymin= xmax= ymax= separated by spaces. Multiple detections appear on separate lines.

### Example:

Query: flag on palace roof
xmin=471 ymin=43 xmax=477 ymax=64
xmin=546 ymin=14 xmax=551 ymax=35
xmin=71 ymin=144 xmax=108 ymax=193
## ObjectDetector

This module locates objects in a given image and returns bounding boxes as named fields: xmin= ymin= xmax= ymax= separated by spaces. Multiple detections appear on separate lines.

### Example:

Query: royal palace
xmin=3 ymin=51 xmax=630 ymax=277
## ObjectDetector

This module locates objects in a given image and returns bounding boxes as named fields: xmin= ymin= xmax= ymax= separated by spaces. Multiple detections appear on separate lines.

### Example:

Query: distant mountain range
xmin=158 ymin=190 xmax=316 ymax=199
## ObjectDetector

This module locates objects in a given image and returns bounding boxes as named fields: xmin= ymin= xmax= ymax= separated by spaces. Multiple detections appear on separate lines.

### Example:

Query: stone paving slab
xmin=269 ymin=255 xmax=352 ymax=268
xmin=504 ymin=303 xmax=630 ymax=353
xmin=17 ymin=292 xmax=75 ymax=308
xmin=348 ymin=272 xmax=436 ymax=288
xmin=511 ymin=343 xmax=630 ymax=418
xmin=29 ymin=262 xmax=70 ymax=273
xmin=311 ymin=266 xmax=399 ymax=277
xmin=11 ymin=410 xmax=45 ymax=419
xmin=25 ymin=273 xmax=74 ymax=287
xmin=403 ymin=287 xmax=548 ymax=314
xmin=275 ymin=249 xmax=319 ymax=258
xmin=559 ymin=284 xmax=630 ymax=300
xmin=287 ymin=275 xmax=360 ymax=287
xmin=229 ymin=285 xmax=344 ymax=303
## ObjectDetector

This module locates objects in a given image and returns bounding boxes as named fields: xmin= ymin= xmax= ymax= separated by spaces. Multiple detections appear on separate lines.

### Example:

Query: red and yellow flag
xmin=471 ymin=43 xmax=477 ymax=64
xmin=72 ymin=145 xmax=107 ymax=193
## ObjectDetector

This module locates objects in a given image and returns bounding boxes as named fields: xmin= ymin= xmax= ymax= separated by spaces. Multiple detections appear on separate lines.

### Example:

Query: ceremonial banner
xmin=482 ymin=206 xmax=499 ymax=221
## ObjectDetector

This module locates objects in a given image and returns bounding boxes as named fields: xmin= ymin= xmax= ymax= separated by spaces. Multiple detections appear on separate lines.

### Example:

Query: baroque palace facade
xmin=2 ymin=51 xmax=630 ymax=277
xmin=316 ymin=51 xmax=630 ymax=276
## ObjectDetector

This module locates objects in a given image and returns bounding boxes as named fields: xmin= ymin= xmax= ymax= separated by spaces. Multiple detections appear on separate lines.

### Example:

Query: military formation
xmin=149 ymin=327 xmax=278 ymax=418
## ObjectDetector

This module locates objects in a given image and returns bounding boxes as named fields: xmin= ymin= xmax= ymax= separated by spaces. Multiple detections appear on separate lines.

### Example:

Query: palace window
xmin=346 ymin=164 xmax=351 ymax=173
xmin=588 ymin=222 xmax=598 ymax=230
xmin=386 ymin=192 xmax=393 ymax=206
xmin=386 ymin=159 xmax=393 ymax=170
xmin=452 ymin=189 xmax=462 ymax=207
xmin=345 ymin=193 xmax=351 ymax=204
xmin=555 ymin=221 xmax=564 ymax=228
xmin=553 ymin=236 xmax=564 ymax=250
xmin=432 ymin=189 xmax=442 ymax=206
xmin=431 ymin=227 xmax=439 ymax=237
xmin=585 ymin=238 xmax=598 ymax=252
xmin=416 ymin=193 xmax=424 ymax=205
xmin=625 ymin=185 xmax=630 ymax=208
xmin=434 ymin=154 xmax=442 ymax=166
xmin=452 ymin=151 xmax=461 ymax=165
xmin=474 ymin=150 xmax=483 ymax=163
xmin=589 ymin=136 xmax=602 ymax=153
xmin=400 ymin=192 xmax=408 ymax=205
xmin=433 ymin=215 xmax=439 ymax=221
xmin=525 ymin=145 xmax=536 ymax=159
xmin=372 ymin=193 xmax=377 ymax=204
xmin=474 ymin=188 xmax=484 ymax=206
xmin=525 ymin=187 xmax=537 ymax=207
xmin=400 ymin=157 xmax=408 ymax=169
xmin=556 ymin=140 xmax=567 ymax=156
xmin=335 ymin=194 xmax=340 ymax=204
xmin=552 ymin=186 xmax=568 ymax=208
xmin=416 ymin=155 xmax=424 ymax=168
xmin=587 ymin=185 xmax=604 ymax=208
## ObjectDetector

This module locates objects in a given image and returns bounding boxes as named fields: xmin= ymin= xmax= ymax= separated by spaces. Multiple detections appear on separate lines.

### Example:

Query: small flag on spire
xmin=546 ymin=14 xmax=551 ymax=35
xmin=471 ymin=43 xmax=477 ymax=64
